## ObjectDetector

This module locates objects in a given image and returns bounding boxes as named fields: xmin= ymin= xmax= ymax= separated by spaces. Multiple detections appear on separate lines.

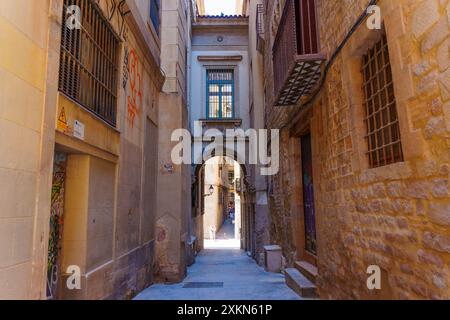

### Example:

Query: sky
xmin=204 ymin=0 xmax=237 ymax=15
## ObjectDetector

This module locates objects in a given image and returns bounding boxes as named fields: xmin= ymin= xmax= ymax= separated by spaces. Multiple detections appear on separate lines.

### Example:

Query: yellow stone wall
xmin=53 ymin=0 xmax=163 ymax=300
xmin=0 ymin=0 xmax=50 ymax=299
xmin=203 ymin=157 xmax=228 ymax=239
xmin=264 ymin=0 xmax=450 ymax=299
xmin=0 ymin=0 xmax=164 ymax=299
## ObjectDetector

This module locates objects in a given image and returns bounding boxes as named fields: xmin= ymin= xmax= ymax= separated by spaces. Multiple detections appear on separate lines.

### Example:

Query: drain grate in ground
xmin=183 ymin=282 xmax=224 ymax=289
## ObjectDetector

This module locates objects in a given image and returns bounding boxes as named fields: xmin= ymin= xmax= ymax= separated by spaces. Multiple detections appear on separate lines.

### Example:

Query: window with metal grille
xmin=228 ymin=171 xmax=235 ymax=186
xmin=362 ymin=34 xmax=403 ymax=168
xmin=256 ymin=4 xmax=264 ymax=36
xmin=206 ymin=70 xmax=235 ymax=119
xmin=58 ymin=0 xmax=120 ymax=127
xmin=150 ymin=0 xmax=161 ymax=35
xmin=256 ymin=3 xmax=265 ymax=53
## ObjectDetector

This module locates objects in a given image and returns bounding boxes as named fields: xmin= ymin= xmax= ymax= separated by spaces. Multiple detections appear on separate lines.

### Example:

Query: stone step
xmin=285 ymin=268 xmax=317 ymax=299
xmin=294 ymin=261 xmax=318 ymax=284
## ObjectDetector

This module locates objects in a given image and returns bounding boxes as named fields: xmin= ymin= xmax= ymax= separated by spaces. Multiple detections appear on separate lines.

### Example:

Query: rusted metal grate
xmin=272 ymin=0 xmax=325 ymax=106
xmin=362 ymin=34 xmax=403 ymax=168
xmin=275 ymin=57 xmax=323 ymax=106
xmin=58 ymin=0 xmax=120 ymax=127
xmin=273 ymin=0 xmax=298 ymax=99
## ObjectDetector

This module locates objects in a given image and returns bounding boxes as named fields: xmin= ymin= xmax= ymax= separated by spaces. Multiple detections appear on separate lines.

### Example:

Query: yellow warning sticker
xmin=57 ymin=107 xmax=68 ymax=132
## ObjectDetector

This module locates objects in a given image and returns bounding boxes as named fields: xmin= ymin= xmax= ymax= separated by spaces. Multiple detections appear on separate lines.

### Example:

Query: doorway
xmin=301 ymin=133 xmax=317 ymax=257
xmin=46 ymin=152 xmax=68 ymax=300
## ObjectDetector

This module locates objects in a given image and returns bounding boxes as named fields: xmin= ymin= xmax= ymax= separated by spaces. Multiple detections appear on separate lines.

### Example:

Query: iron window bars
xmin=362 ymin=34 xmax=404 ymax=168
xmin=58 ymin=0 xmax=120 ymax=127
xmin=256 ymin=3 xmax=265 ymax=53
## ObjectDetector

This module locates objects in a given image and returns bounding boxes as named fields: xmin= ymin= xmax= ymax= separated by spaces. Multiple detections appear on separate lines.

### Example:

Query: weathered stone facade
xmin=264 ymin=0 xmax=450 ymax=299
xmin=154 ymin=0 xmax=193 ymax=283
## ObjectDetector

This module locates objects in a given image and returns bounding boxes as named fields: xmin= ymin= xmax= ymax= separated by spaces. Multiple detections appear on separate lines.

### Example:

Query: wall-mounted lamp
xmin=204 ymin=185 xmax=214 ymax=197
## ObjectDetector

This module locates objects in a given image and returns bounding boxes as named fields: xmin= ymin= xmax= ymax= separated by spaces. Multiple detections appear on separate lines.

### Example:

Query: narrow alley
xmin=136 ymin=222 xmax=300 ymax=301
xmin=0 ymin=0 xmax=449 ymax=302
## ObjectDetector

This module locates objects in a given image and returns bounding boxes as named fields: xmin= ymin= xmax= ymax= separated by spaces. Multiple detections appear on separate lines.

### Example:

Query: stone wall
xmin=247 ymin=0 xmax=271 ymax=265
xmin=203 ymin=158 xmax=227 ymax=239
xmin=0 ymin=0 xmax=51 ymax=299
xmin=56 ymin=0 xmax=163 ymax=300
xmin=264 ymin=0 xmax=450 ymax=299
xmin=155 ymin=0 xmax=192 ymax=283
xmin=0 ymin=0 xmax=164 ymax=299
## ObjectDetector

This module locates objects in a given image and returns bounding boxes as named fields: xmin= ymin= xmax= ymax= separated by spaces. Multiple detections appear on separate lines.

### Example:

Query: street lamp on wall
xmin=204 ymin=185 xmax=214 ymax=197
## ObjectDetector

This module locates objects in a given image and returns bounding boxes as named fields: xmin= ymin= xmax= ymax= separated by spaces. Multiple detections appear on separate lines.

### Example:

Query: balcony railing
xmin=272 ymin=0 xmax=325 ymax=106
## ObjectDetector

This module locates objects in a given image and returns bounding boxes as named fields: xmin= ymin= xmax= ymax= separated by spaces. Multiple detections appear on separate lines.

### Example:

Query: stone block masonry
xmin=264 ymin=0 xmax=450 ymax=299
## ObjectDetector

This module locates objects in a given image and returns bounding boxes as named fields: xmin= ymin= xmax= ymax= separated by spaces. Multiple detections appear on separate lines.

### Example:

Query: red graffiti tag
xmin=127 ymin=49 xmax=142 ymax=128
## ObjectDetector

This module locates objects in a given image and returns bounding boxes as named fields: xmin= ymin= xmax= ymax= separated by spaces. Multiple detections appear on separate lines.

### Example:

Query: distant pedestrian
xmin=229 ymin=207 xmax=235 ymax=223
xmin=209 ymin=225 xmax=217 ymax=240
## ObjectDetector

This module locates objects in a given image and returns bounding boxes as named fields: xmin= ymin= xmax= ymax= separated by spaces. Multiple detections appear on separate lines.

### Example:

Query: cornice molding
xmin=197 ymin=55 xmax=243 ymax=62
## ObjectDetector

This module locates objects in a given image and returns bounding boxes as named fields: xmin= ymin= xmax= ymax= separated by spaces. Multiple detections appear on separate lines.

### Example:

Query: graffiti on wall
xmin=103 ymin=0 xmax=142 ymax=128
xmin=106 ymin=0 xmax=130 ymax=39
xmin=126 ymin=48 xmax=143 ymax=128
xmin=47 ymin=153 xmax=68 ymax=299
xmin=95 ymin=0 xmax=142 ymax=128
xmin=93 ymin=0 xmax=130 ymax=39
xmin=122 ymin=45 xmax=130 ymax=89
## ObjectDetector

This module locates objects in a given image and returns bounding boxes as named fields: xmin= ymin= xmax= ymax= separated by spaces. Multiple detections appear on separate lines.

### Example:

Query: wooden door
xmin=301 ymin=133 xmax=317 ymax=256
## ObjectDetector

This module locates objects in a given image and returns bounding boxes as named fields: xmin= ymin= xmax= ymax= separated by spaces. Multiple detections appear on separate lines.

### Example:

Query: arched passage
xmin=192 ymin=155 xmax=253 ymax=254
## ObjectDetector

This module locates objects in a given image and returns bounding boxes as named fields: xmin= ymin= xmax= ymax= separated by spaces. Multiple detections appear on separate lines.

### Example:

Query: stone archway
xmin=191 ymin=152 xmax=253 ymax=254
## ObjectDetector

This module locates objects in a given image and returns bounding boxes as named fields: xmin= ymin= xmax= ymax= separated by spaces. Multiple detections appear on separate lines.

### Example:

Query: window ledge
xmin=359 ymin=161 xmax=413 ymax=184
xmin=199 ymin=118 xmax=243 ymax=126
xmin=198 ymin=55 xmax=243 ymax=62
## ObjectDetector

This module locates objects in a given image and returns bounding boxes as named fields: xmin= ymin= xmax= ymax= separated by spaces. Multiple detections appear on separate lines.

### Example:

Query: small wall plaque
xmin=73 ymin=120 xmax=85 ymax=140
